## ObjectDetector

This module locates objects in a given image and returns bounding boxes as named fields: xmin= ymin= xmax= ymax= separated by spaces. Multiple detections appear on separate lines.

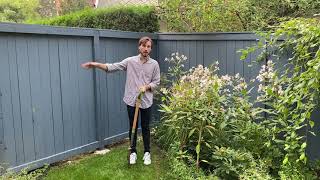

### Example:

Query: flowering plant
xmin=157 ymin=54 xmax=270 ymax=178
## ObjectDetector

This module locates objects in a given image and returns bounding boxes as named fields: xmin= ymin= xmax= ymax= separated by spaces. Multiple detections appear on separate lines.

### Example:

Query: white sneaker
xmin=143 ymin=152 xmax=151 ymax=165
xmin=129 ymin=152 xmax=137 ymax=165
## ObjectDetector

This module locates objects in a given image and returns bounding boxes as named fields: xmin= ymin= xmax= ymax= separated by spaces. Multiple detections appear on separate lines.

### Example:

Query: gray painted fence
xmin=0 ymin=23 xmax=319 ymax=173
xmin=0 ymin=23 xmax=156 ymax=172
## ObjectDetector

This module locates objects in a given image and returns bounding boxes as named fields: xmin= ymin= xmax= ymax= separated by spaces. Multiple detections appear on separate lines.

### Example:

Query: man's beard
xmin=140 ymin=51 xmax=149 ymax=57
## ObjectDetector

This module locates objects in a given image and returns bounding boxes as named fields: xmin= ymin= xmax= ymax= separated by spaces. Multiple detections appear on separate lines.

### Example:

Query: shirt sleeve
xmin=149 ymin=62 xmax=160 ymax=91
xmin=105 ymin=57 xmax=130 ymax=72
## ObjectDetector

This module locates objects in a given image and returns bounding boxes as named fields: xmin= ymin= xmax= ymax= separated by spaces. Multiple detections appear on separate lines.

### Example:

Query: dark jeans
xmin=127 ymin=105 xmax=151 ymax=154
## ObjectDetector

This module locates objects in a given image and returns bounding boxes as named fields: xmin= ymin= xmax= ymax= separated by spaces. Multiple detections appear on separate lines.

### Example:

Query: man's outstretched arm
xmin=81 ymin=62 xmax=108 ymax=71
xmin=82 ymin=58 xmax=129 ymax=72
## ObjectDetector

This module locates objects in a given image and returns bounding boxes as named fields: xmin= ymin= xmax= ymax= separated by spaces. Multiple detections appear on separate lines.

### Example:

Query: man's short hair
xmin=139 ymin=36 xmax=152 ymax=48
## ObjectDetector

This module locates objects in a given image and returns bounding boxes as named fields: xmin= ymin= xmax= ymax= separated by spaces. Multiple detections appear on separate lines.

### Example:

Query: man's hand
xmin=81 ymin=62 xmax=95 ymax=69
xmin=139 ymin=85 xmax=150 ymax=93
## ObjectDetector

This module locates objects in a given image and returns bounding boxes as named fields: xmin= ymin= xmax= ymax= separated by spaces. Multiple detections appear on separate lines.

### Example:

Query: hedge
xmin=29 ymin=5 xmax=159 ymax=33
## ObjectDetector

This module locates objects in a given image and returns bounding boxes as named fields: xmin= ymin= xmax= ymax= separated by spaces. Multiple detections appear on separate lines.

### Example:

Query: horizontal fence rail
xmin=0 ymin=23 xmax=318 ymax=173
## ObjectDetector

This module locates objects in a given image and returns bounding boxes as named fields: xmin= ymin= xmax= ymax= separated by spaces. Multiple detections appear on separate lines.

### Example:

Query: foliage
xmin=156 ymin=53 xmax=271 ymax=178
xmin=155 ymin=17 xmax=320 ymax=179
xmin=30 ymin=5 xmax=159 ymax=33
xmin=161 ymin=145 xmax=210 ymax=180
xmin=158 ymin=0 xmax=320 ymax=32
xmin=212 ymin=147 xmax=272 ymax=179
xmin=241 ymin=17 xmax=320 ymax=177
xmin=0 ymin=0 xmax=40 ymax=23
xmin=1 ymin=165 xmax=49 ymax=180
xmin=0 ymin=165 xmax=4 ymax=175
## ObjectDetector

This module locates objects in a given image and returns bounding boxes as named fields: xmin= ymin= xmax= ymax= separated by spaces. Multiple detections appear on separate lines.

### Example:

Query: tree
xmin=158 ymin=0 xmax=320 ymax=32
xmin=55 ymin=0 xmax=62 ymax=16
xmin=38 ymin=0 xmax=90 ymax=17
xmin=0 ymin=0 xmax=40 ymax=23
xmin=60 ymin=0 xmax=89 ymax=15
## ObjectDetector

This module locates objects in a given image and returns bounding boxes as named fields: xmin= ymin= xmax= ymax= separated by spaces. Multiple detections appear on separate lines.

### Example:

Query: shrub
xmin=29 ymin=5 xmax=159 ymax=33
xmin=163 ymin=150 xmax=208 ymax=180
xmin=212 ymin=147 xmax=271 ymax=179
xmin=156 ymin=53 xmax=272 ymax=179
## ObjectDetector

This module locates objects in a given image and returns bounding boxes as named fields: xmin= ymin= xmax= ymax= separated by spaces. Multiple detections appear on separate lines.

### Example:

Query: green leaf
xmin=201 ymin=159 xmax=210 ymax=164
xmin=265 ymin=141 xmax=271 ymax=147
xmin=240 ymin=50 xmax=248 ymax=60
xmin=309 ymin=120 xmax=314 ymax=128
xmin=196 ymin=144 xmax=200 ymax=154
xmin=205 ymin=125 xmax=215 ymax=130
xmin=284 ymin=144 xmax=290 ymax=150
xmin=301 ymin=142 xmax=307 ymax=149
xmin=307 ymin=78 xmax=316 ymax=86
xmin=299 ymin=152 xmax=305 ymax=161
xmin=220 ymin=120 xmax=227 ymax=129
xmin=283 ymin=156 xmax=288 ymax=165
xmin=205 ymin=142 xmax=212 ymax=148
xmin=205 ymin=127 xmax=214 ymax=137
xmin=188 ymin=128 xmax=196 ymax=138
xmin=266 ymin=88 xmax=273 ymax=95
xmin=161 ymin=104 xmax=172 ymax=113
xmin=296 ymin=81 xmax=306 ymax=89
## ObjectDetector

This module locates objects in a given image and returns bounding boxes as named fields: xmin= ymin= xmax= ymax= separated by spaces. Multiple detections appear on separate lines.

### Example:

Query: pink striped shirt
xmin=105 ymin=54 xmax=160 ymax=109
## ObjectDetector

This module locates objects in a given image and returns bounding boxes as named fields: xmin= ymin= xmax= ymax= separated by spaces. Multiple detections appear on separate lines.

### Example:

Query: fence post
xmin=93 ymin=30 xmax=104 ymax=149
xmin=0 ymin=90 xmax=4 ymax=172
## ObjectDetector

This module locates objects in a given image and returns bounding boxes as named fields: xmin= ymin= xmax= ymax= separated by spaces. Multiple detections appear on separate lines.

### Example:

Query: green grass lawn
xmin=44 ymin=139 xmax=170 ymax=180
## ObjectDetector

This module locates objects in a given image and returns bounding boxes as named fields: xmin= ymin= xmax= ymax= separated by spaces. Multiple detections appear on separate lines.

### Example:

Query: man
xmin=81 ymin=36 xmax=160 ymax=165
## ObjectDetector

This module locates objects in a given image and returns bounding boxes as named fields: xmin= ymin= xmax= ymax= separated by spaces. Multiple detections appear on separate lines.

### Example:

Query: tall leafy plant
xmin=241 ymin=18 xmax=320 ymax=178
xmin=157 ymin=56 xmax=273 ymax=178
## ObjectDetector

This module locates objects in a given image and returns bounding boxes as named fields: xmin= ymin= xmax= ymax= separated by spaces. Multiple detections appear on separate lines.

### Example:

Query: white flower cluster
xmin=181 ymin=64 xmax=216 ymax=89
xmin=172 ymin=64 xmax=219 ymax=99
xmin=160 ymin=87 xmax=168 ymax=95
xmin=213 ymin=61 xmax=220 ymax=72
xmin=257 ymin=60 xmax=275 ymax=93
xmin=256 ymin=60 xmax=275 ymax=83
xmin=221 ymin=73 xmax=247 ymax=92
xmin=164 ymin=52 xmax=188 ymax=63
xmin=164 ymin=61 xmax=251 ymax=103
xmin=256 ymin=60 xmax=284 ymax=97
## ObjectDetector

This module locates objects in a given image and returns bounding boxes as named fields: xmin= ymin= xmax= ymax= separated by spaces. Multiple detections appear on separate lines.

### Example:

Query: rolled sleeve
xmin=149 ymin=63 xmax=160 ymax=91
xmin=105 ymin=58 xmax=129 ymax=72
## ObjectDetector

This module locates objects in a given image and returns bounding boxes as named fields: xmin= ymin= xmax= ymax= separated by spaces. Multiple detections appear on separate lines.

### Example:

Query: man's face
xmin=139 ymin=41 xmax=152 ymax=57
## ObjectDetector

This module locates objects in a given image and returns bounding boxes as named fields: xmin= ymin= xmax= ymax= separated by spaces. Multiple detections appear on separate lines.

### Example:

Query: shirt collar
xmin=138 ymin=54 xmax=151 ymax=64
